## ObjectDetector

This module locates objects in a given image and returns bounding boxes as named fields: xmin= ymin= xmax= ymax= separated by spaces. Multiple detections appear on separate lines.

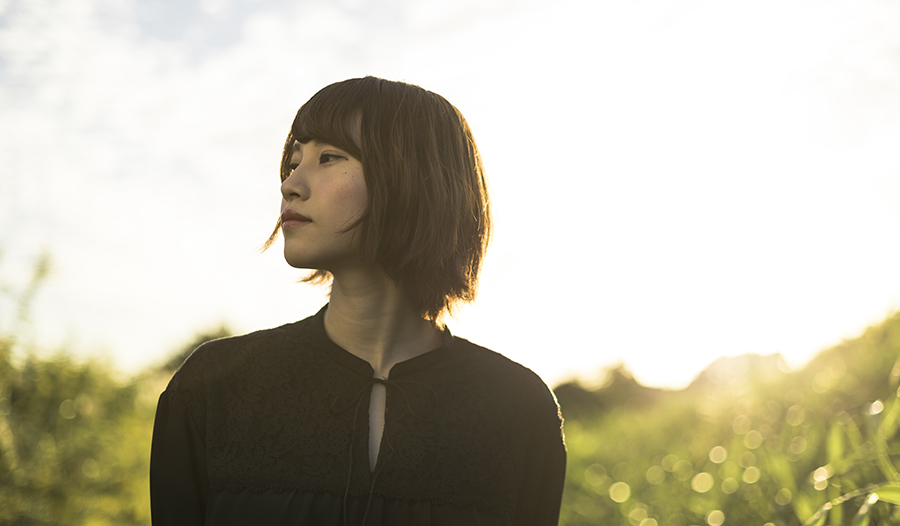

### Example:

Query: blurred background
xmin=2 ymin=0 xmax=900 ymax=524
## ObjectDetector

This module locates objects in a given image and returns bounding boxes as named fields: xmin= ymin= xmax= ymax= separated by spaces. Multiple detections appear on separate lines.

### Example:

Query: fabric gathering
xmin=150 ymin=307 xmax=566 ymax=525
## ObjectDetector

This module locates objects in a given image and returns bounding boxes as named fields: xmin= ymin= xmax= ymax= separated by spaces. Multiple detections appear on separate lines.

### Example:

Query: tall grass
xmin=1 ymin=252 xmax=898 ymax=524
xmin=559 ymin=312 xmax=900 ymax=525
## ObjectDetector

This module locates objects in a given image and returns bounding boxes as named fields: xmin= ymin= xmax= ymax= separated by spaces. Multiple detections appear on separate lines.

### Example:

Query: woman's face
xmin=280 ymin=140 xmax=367 ymax=273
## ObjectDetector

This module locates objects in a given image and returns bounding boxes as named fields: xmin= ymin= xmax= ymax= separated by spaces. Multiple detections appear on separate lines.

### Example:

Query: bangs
xmin=280 ymin=82 xmax=365 ymax=182
xmin=270 ymin=77 xmax=491 ymax=321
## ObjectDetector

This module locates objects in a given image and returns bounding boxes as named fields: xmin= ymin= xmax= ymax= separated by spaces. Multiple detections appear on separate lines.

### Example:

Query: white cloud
xmin=199 ymin=0 xmax=230 ymax=17
xmin=2 ymin=0 xmax=900 ymax=387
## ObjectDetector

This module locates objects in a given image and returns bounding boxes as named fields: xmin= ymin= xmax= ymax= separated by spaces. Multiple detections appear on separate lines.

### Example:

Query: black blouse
xmin=150 ymin=306 xmax=566 ymax=525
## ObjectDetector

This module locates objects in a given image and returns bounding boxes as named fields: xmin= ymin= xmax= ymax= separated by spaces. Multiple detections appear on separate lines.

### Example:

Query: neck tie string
xmin=330 ymin=375 xmax=439 ymax=526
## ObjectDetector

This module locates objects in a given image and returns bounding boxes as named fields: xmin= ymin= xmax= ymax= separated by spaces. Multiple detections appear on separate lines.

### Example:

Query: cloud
xmin=2 ymin=0 xmax=900 ymax=387
xmin=0 ymin=0 xmax=442 ymax=367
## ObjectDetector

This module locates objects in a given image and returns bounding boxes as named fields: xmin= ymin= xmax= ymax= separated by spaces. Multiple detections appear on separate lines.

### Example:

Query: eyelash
xmin=287 ymin=153 xmax=343 ymax=170
xmin=319 ymin=153 xmax=343 ymax=163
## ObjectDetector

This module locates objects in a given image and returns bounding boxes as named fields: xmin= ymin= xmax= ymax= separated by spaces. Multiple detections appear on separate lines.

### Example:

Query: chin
xmin=283 ymin=250 xmax=313 ymax=270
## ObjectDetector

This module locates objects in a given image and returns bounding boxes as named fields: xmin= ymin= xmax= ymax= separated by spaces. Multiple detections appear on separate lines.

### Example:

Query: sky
xmin=1 ymin=0 xmax=900 ymax=389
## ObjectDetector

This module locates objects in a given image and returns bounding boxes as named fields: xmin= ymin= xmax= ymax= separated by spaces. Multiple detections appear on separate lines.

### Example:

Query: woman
xmin=150 ymin=77 xmax=566 ymax=526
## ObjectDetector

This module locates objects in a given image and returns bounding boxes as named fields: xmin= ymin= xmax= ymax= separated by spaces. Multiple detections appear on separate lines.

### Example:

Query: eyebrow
xmin=292 ymin=138 xmax=329 ymax=150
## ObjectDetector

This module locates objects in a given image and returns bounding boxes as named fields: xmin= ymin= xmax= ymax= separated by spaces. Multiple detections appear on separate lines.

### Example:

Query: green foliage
xmin=559 ymin=312 xmax=900 ymax=526
xmin=0 ymin=253 xmax=152 ymax=525
xmin=2 ymin=249 xmax=899 ymax=525
xmin=0 ymin=349 xmax=153 ymax=526
xmin=0 ymin=252 xmax=229 ymax=526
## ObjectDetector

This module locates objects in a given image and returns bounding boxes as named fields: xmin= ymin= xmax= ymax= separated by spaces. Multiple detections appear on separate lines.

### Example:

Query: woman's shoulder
xmin=166 ymin=314 xmax=320 ymax=394
xmin=448 ymin=336 xmax=560 ymax=410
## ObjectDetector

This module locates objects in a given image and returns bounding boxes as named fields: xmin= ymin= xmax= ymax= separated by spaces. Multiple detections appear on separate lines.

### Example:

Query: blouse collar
xmin=307 ymin=304 xmax=456 ymax=379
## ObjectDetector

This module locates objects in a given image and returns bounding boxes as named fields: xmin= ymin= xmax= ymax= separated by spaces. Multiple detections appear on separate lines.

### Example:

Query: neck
xmin=323 ymin=269 xmax=443 ymax=378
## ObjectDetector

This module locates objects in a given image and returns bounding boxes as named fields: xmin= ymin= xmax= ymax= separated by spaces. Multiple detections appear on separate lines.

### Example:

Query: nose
xmin=280 ymin=163 xmax=309 ymax=202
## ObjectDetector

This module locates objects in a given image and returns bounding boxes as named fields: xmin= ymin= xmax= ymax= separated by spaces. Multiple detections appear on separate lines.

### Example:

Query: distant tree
xmin=0 ymin=252 xmax=153 ymax=525
xmin=555 ymin=364 xmax=669 ymax=421
xmin=157 ymin=325 xmax=232 ymax=374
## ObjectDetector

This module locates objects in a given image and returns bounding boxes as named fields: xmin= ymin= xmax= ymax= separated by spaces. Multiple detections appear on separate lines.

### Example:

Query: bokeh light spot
xmin=646 ymin=465 xmax=666 ymax=485
xmin=812 ymin=466 xmax=833 ymax=482
xmin=813 ymin=372 xmax=832 ymax=393
xmin=786 ymin=405 xmax=806 ymax=426
xmin=762 ymin=401 xmax=782 ymax=422
xmin=706 ymin=509 xmax=725 ymax=526
xmin=629 ymin=506 xmax=648 ymax=523
xmin=744 ymin=430 xmax=763 ymax=449
xmin=721 ymin=477 xmax=739 ymax=494
xmin=869 ymin=400 xmax=884 ymax=415
xmin=789 ymin=436 xmax=807 ymax=455
xmin=775 ymin=488 xmax=792 ymax=505
xmin=609 ymin=482 xmax=631 ymax=503
xmin=742 ymin=466 xmax=761 ymax=484
xmin=708 ymin=446 xmax=727 ymax=463
xmin=82 ymin=458 xmax=100 ymax=478
xmin=59 ymin=399 xmax=77 ymax=419
xmin=673 ymin=460 xmax=694 ymax=481
xmin=75 ymin=393 xmax=96 ymax=417
xmin=661 ymin=454 xmax=679 ymax=472
xmin=691 ymin=472 xmax=715 ymax=493
xmin=732 ymin=415 xmax=751 ymax=435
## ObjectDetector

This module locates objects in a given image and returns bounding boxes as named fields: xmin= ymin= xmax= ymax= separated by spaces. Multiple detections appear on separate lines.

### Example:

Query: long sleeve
xmin=150 ymin=390 xmax=209 ymax=526
xmin=512 ymin=405 xmax=567 ymax=526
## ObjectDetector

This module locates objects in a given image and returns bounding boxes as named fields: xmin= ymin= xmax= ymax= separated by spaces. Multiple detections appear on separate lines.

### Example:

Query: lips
xmin=281 ymin=209 xmax=311 ymax=228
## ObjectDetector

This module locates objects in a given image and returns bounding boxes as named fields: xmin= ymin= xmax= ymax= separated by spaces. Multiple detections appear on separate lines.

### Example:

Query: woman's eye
xmin=319 ymin=153 xmax=344 ymax=164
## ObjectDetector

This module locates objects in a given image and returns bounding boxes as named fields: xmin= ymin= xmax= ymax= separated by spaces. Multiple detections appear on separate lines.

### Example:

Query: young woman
xmin=150 ymin=77 xmax=566 ymax=526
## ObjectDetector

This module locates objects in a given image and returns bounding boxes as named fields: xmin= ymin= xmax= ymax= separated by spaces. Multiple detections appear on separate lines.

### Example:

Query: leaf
xmin=827 ymin=422 xmax=844 ymax=468
xmin=810 ymin=511 xmax=828 ymax=526
xmin=874 ymin=483 xmax=900 ymax=505
xmin=874 ymin=427 xmax=900 ymax=482
xmin=851 ymin=493 xmax=879 ymax=526
xmin=878 ymin=396 xmax=900 ymax=442
xmin=850 ymin=508 xmax=871 ymax=526
xmin=765 ymin=453 xmax=797 ymax=491
xmin=845 ymin=418 xmax=865 ymax=450
xmin=829 ymin=484 xmax=843 ymax=526
xmin=802 ymin=505 xmax=829 ymax=526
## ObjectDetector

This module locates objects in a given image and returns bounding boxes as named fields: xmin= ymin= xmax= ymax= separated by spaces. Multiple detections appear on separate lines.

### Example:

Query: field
xmin=1 ymin=262 xmax=899 ymax=525
xmin=557 ymin=312 xmax=900 ymax=525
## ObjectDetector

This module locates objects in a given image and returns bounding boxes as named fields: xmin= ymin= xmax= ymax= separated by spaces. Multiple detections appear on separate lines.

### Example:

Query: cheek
xmin=341 ymin=173 xmax=368 ymax=217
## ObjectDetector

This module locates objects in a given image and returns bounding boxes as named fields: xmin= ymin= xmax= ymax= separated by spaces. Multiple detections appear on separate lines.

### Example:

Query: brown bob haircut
xmin=264 ymin=76 xmax=492 ymax=321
